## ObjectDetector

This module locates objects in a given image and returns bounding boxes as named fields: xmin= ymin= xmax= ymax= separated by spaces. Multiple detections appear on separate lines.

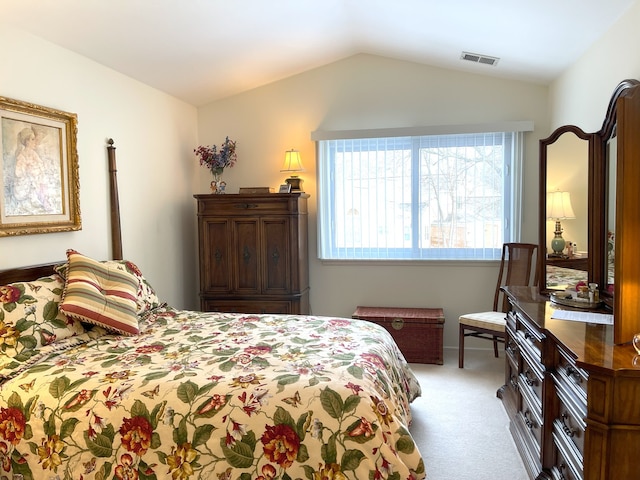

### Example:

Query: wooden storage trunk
xmin=352 ymin=306 xmax=445 ymax=364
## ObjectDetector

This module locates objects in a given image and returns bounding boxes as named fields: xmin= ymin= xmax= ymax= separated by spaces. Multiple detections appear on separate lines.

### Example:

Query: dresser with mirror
xmin=500 ymin=79 xmax=640 ymax=480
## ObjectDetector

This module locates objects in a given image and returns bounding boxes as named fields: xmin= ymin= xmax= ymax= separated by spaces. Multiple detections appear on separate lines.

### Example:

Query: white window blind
xmin=316 ymin=126 xmax=529 ymax=261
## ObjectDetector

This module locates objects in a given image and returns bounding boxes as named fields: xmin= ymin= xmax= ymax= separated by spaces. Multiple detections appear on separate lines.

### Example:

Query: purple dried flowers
xmin=194 ymin=136 xmax=237 ymax=174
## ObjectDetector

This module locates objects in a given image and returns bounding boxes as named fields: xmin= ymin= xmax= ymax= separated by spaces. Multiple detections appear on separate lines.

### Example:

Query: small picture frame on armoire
xmin=278 ymin=184 xmax=292 ymax=193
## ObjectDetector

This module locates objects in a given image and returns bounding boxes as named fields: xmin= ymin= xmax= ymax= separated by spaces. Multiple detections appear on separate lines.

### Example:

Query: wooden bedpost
xmin=107 ymin=138 xmax=123 ymax=260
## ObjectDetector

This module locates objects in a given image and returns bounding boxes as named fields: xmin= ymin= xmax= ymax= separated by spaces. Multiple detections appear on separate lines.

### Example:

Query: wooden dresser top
xmin=503 ymin=286 xmax=640 ymax=375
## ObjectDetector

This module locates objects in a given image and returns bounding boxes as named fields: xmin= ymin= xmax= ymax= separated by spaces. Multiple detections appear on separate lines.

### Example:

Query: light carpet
xmin=408 ymin=348 xmax=528 ymax=480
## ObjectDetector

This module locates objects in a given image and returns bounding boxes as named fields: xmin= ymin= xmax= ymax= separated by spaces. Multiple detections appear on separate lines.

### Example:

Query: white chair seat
xmin=458 ymin=311 xmax=506 ymax=332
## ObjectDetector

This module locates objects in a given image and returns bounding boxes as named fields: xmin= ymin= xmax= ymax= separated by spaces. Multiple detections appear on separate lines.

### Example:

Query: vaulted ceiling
xmin=2 ymin=0 xmax=636 ymax=106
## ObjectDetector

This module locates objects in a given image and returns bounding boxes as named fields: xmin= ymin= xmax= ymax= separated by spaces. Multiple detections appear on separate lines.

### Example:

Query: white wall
xmin=0 ymin=26 xmax=199 ymax=309
xmin=197 ymin=54 xmax=549 ymax=348
xmin=550 ymin=2 xmax=640 ymax=131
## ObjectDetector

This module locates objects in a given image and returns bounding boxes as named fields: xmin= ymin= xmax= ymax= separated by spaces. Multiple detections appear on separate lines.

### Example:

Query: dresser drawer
xmin=505 ymin=323 xmax=519 ymax=364
xmin=553 ymin=372 xmax=587 ymax=456
xmin=519 ymin=386 xmax=543 ymax=451
xmin=552 ymin=420 xmax=583 ymax=480
xmin=550 ymin=448 xmax=582 ymax=480
xmin=520 ymin=342 xmax=544 ymax=407
xmin=515 ymin=312 xmax=544 ymax=364
xmin=556 ymin=345 xmax=588 ymax=402
xmin=502 ymin=350 xmax=520 ymax=418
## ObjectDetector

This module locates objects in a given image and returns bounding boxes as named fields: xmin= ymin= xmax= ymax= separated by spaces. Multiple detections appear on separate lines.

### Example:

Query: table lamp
xmin=281 ymin=149 xmax=305 ymax=192
xmin=547 ymin=190 xmax=575 ymax=256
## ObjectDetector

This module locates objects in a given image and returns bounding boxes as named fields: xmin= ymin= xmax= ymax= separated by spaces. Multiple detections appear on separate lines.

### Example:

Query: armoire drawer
xmin=203 ymin=298 xmax=296 ymax=314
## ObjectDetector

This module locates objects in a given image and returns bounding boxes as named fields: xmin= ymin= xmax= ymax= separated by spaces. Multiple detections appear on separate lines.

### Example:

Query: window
xmin=316 ymin=127 xmax=528 ymax=261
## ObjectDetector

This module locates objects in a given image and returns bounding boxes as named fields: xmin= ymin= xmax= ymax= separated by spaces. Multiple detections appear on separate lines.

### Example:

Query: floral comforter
xmin=0 ymin=307 xmax=424 ymax=480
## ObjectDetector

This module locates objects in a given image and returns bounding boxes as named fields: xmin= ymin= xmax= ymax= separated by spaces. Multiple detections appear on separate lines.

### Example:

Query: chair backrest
xmin=493 ymin=243 xmax=539 ymax=312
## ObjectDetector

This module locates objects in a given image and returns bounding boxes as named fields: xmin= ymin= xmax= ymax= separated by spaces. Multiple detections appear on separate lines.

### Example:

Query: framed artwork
xmin=278 ymin=184 xmax=292 ymax=193
xmin=0 ymin=96 xmax=80 ymax=236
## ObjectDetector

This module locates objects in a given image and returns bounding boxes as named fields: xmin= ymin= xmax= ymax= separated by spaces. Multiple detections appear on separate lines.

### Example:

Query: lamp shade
xmin=281 ymin=149 xmax=304 ymax=172
xmin=547 ymin=191 xmax=575 ymax=220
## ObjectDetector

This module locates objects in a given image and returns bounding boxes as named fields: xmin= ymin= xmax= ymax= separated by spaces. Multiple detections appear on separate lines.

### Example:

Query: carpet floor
xmin=408 ymin=348 xmax=528 ymax=480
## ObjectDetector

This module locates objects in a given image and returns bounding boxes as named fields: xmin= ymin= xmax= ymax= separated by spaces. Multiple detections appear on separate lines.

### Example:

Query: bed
xmin=545 ymin=264 xmax=588 ymax=290
xmin=0 ymin=141 xmax=425 ymax=480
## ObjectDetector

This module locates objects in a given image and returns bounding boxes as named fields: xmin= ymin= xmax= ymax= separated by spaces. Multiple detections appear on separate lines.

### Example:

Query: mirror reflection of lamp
xmin=281 ymin=149 xmax=305 ymax=192
xmin=547 ymin=190 xmax=575 ymax=256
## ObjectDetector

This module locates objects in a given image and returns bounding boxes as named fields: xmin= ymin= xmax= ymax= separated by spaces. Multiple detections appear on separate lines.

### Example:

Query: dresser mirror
xmin=539 ymin=78 xmax=640 ymax=344
xmin=539 ymin=125 xmax=592 ymax=292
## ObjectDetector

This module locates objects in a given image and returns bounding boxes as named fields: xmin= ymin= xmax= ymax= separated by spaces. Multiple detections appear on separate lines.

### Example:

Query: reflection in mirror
xmin=543 ymin=131 xmax=589 ymax=291
xmin=606 ymin=136 xmax=616 ymax=293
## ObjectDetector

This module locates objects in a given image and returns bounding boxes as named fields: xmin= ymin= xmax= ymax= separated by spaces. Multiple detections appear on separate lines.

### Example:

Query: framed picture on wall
xmin=0 ymin=96 xmax=81 ymax=236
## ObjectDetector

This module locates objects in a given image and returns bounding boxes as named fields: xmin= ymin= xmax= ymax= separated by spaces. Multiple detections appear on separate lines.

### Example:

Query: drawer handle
xmin=523 ymin=409 xmax=535 ymax=429
xmin=391 ymin=318 xmax=404 ymax=330
xmin=506 ymin=340 xmax=518 ymax=355
xmin=234 ymin=203 xmax=259 ymax=209
xmin=566 ymin=366 xmax=583 ymax=383
xmin=243 ymin=246 xmax=251 ymax=263
xmin=524 ymin=369 xmax=537 ymax=387
xmin=558 ymin=463 xmax=568 ymax=480
xmin=509 ymin=374 xmax=518 ymax=390
xmin=561 ymin=413 xmax=576 ymax=438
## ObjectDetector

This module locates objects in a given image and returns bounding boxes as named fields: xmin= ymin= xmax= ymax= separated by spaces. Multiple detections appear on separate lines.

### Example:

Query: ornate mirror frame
xmin=539 ymin=125 xmax=594 ymax=293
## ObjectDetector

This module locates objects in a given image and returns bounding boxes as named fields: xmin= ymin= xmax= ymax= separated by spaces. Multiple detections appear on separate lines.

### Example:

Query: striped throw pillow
xmin=60 ymin=250 xmax=139 ymax=336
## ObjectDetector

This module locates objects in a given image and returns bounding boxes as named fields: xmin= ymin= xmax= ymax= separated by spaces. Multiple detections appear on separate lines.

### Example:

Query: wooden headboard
xmin=0 ymin=139 xmax=123 ymax=284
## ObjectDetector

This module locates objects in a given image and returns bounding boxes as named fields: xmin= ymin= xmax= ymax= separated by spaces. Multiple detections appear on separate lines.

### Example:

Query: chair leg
xmin=459 ymin=324 xmax=465 ymax=368
xmin=493 ymin=336 xmax=499 ymax=358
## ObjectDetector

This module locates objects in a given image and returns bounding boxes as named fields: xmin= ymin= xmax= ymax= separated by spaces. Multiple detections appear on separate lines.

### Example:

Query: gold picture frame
xmin=0 ymin=96 xmax=80 ymax=236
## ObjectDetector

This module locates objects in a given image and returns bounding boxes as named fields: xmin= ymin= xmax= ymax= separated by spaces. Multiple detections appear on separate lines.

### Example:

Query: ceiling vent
xmin=460 ymin=51 xmax=499 ymax=67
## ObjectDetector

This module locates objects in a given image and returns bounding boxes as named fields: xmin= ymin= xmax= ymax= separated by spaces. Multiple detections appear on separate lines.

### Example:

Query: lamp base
xmin=550 ymin=236 xmax=566 ymax=256
xmin=285 ymin=176 xmax=303 ymax=192
xmin=550 ymin=220 xmax=566 ymax=255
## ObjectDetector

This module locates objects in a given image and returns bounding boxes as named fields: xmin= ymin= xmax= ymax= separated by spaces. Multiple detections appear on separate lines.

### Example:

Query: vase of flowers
xmin=194 ymin=137 xmax=237 ymax=194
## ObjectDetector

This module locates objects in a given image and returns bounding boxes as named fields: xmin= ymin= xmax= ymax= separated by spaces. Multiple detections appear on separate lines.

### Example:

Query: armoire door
xmin=232 ymin=218 xmax=260 ymax=293
xmin=262 ymin=217 xmax=291 ymax=294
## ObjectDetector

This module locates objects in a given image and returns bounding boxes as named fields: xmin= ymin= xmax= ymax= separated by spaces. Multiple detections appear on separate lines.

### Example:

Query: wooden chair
xmin=458 ymin=242 xmax=538 ymax=368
